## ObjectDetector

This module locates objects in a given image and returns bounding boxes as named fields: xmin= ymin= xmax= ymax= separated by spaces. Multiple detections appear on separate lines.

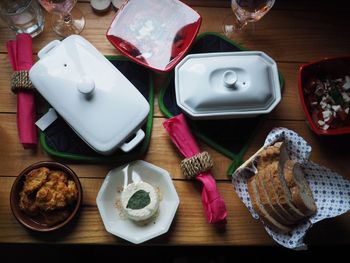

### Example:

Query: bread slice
xmin=283 ymin=160 xmax=317 ymax=216
xmin=255 ymin=143 xmax=302 ymax=221
xmin=268 ymin=143 xmax=307 ymax=220
xmin=263 ymin=164 xmax=298 ymax=223
xmin=259 ymin=162 xmax=297 ymax=225
xmin=255 ymin=163 xmax=295 ymax=225
xmin=247 ymin=177 xmax=291 ymax=233
xmin=247 ymin=177 xmax=291 ymax=234
xmin=263 ymin=161 xmax=304 ymax=221
xmin=257 ymin=142 xmax=306 ymax=220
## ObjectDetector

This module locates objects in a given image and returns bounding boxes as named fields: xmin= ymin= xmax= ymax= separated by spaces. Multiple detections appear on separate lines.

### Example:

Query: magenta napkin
xmin=163 ymin=114 xmax=227 ymax=224
xmin=6 ymin=33 xmax=37 ymax=149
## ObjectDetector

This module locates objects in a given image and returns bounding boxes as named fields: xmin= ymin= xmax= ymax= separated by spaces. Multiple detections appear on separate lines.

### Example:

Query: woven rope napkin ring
xmin=11 ymin=70 xmax=34 ymax=93
xmin=180 ymin=151 xmax=214 ymax=178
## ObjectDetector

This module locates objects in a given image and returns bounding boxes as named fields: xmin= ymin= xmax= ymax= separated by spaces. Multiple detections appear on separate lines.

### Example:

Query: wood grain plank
xmin=78 ymin=0 xmax=230 ymax=8
xmin=2 ymin=176 xmax=350 ymax=246
xmin=0 ymin=54 xmax=17 ymax=113
xmin=147 ymin=118 xmax=350 ymax=180
xmin=0 ymin=55 xmax=322 ymax=122
xmin=77 ymin=0 xmax=350 ymax=11
xmin=0 ymin=113 xmax=233 ymax=180
xmin=1 ymin=114 xmax=350 ymax=181
xmin=1 ymin=4 xmax=350 ymax=62
xmin=0 ymin=177 xmax=273 ymax=245
xmin=153 ymin=61 xmax=306 ymax=119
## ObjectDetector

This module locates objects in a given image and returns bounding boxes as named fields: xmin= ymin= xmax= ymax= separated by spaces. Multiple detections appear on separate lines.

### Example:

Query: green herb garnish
xmin=126 ymin=190 xmax=150 ymax=210
xmin=329 ymin=84 xmax=345 ymax=106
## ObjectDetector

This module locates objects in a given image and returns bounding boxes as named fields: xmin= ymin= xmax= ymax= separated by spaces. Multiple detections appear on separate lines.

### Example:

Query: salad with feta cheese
xmin=304 ymin=75 xmax=350 ymax=130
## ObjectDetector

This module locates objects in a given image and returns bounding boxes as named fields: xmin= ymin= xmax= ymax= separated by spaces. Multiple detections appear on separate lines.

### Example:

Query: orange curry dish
xmin=19 ymin=167 xmax=78 ymax=226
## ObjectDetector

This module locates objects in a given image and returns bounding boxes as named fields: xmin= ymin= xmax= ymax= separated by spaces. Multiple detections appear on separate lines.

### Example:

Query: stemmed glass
xmin=223 ymin=0 xmax=275 ymax=37
xmin=38 ymin=0 xmax=85 ymax=37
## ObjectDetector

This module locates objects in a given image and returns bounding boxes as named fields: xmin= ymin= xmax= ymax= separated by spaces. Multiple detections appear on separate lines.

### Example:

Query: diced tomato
xmin=306 ymin=95 xmax=318 ymax=109
xmin=311 ymin=109 xmax=321 ymax=127
xmin=337 ymin=110 xmax=347 ymax=121
xmin=344 ymin=113 xmax=350 ymax=125
xmin=325 ymin=115 xmax=335 ymax=125
xmin=304 ymin=79 xmax=317 ymax=94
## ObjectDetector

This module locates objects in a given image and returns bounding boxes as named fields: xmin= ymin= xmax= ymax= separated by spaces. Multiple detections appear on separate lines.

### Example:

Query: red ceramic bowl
xmin=298 ymin=56 xmax=350 ymax=135
xmin=106 ymin=0 xmax=201 ymax=73
xmin=10 ymin=161 xmax=82 ymax=232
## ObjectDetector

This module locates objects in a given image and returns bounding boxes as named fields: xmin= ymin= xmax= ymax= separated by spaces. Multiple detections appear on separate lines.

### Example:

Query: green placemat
xmin=158 ymin=32 xmax=285 ymax=175
xmin=39 ymin=56 xmax=154 ymax=164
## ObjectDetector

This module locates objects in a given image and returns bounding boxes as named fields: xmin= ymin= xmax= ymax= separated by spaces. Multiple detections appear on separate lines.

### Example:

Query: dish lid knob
xmin=223 ymin=70 xmax=237 ymax=89
xmin=77 ymin=76 xmax=95 ymax=98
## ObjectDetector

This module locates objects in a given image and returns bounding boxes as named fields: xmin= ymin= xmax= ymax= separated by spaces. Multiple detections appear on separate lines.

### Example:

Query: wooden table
xmin=1 ymin=0 xmax=350 ymax=247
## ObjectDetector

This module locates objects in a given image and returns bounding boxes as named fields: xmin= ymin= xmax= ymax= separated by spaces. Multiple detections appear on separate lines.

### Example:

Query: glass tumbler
xmin=0 ymin=0 xmax=45 ymax=37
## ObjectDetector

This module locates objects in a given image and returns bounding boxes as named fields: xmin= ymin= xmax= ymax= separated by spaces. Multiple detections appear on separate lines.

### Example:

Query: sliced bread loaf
xmin=257 ymin=142 xmax=310 ymax=220
xmin=245 ymin=141 xmax=317 ymax=232
xmin=256 ymin=142 xmax=304 ymax=222
xmin=247 ymin=177 xmax=292 ymax=234
xmin=267 ymin=160 xmax=306 ymax=221
xmin=260 ymin=162 xmax=299 ymax=224
xmin=255 ymin=163 xmax=295 ymax=225
xmin=283 ymin=160 xmax=317 ymax=216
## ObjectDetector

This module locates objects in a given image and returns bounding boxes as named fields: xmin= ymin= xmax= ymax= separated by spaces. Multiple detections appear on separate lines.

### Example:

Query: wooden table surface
xmin=1 ymin=0 xmax=350 ymax=247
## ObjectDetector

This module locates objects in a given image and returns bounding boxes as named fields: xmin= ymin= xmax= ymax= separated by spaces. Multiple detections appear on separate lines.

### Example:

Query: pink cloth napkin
xmin=6 ymin=33 xmax=37 ymax=149
xmin=163 ymin=114 xmax=227 ymax=224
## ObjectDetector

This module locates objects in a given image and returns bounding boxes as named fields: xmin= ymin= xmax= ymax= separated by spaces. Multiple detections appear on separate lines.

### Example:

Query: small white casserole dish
xmin=175 ymin=51 xmax=281 ymax=119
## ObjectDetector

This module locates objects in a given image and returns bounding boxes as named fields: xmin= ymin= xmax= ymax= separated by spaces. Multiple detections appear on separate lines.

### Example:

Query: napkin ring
xmin=181 ymin=151 xmax=214 ymax=178
xmin=11 ymin=70 xmax=33 ymax=93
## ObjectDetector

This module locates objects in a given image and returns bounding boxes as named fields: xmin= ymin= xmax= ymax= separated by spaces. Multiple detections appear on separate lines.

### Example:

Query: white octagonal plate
xmin=96 ymin=160 xmax=180 ymax=244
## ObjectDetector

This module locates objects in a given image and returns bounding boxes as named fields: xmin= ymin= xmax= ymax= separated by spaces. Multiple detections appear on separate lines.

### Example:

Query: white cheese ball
xmin=121 ymin=181 xmax=159 ymax=221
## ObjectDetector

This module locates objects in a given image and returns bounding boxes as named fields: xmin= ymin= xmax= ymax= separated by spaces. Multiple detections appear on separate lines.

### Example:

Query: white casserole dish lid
xmin=175 ymin=51 xmax=281 ymax=119
xmin=29 ymin=35 xmax=150 ymax=155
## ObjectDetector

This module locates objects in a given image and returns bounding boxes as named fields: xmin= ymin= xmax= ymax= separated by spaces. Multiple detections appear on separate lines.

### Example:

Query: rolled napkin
xmin=6 ymin=33 xmax=37 ymax=149
xmin=163 ymin=114 xmax=227 ymax=224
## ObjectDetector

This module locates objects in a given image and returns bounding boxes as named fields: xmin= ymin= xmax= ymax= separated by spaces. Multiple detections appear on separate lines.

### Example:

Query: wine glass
xmin=38 ymin=0 xmax=85 ymax=37
xmin=223 ymin=0 xmax=275 ymax=37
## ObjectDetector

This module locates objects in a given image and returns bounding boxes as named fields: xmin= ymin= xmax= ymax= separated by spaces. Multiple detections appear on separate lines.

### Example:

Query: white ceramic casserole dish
xmin=30 ymin=35 xmax=150 ymax=155
xmin=175 ymin=51 xmax=281 ymax=119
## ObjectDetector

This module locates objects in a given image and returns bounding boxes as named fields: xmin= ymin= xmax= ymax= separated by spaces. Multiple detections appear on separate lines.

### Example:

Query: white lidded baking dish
xmin=30 ymin=35 xmax=150 ymax=155
xmin=175 ymin=51 xmax=281 ymax=119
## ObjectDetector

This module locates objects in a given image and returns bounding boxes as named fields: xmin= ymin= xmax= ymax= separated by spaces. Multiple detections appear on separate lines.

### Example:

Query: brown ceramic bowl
xmin=10 ymin=161 xmax=82 ymax=232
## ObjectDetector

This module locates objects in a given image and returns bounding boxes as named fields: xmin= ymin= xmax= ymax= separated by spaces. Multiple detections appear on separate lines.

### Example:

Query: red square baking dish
xmin=106 ymin=0 xmax=202 ymax=72
xmin=298 ymin=56 xmax=350 ymax=135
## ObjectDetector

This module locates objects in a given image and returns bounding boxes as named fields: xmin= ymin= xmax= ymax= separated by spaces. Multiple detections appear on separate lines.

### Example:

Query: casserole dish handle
xmin=38 ymin=40 xmax=61 ymax=59
xmin=120 ymin=129 xmax=145 ymax=152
